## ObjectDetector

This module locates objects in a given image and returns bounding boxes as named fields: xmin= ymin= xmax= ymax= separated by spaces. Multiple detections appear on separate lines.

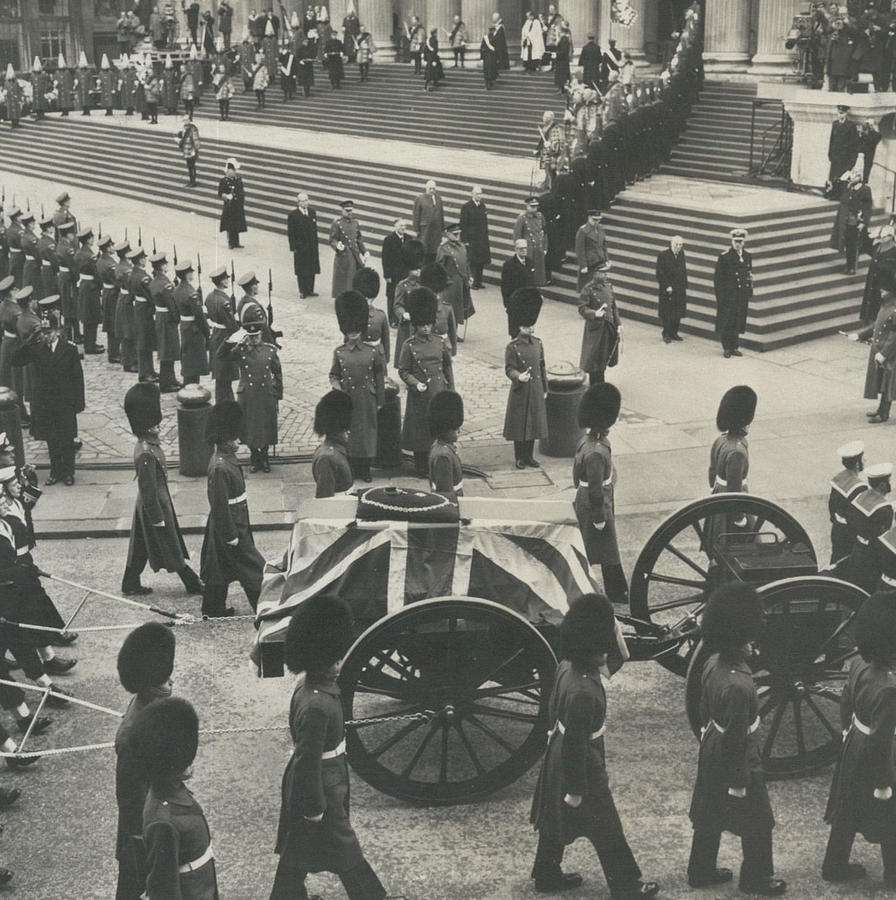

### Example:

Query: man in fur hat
xmin=428 ymin=389 xmax=464 ymax=495
xmin=827 ymin=441 xmax=867 ymax=566
xmin=713 ymin=228 xmax=753 ymax=358
xmin=393 ymin=238 xmax=425 ymax=367
xmin=311 ymin=389 xmax=354 ymax=498
xmin=200 ymin=399 xmax=265 ymax=617
xmin=121 ymin=382 xmax=204 ymax=596
xmin=205 ymin=265 xmax=238 ymax=402
xmin=353 ymin=267 xmax=389 ymax=371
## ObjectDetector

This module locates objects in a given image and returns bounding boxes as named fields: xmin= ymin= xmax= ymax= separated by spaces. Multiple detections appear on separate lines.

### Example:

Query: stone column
xmin=704 ymin=0 xmax=752 ymax=71
xmin=751 ymin=0 xmax=802 ymax=74
xmin=426 ymin=0 xmax=459 ymax=31
xmin=359 ymin=0 xmax=393 ymax=48
xmin=611 ymin=0 xmax=646 ymax=63
xmin=463 ymin=0 xmax=491 ymax=48
xmin=566 ymin=2 xmax=599 ymax=56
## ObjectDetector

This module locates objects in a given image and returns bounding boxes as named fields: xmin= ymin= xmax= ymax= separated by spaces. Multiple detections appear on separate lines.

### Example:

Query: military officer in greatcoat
xmin=329 ymin=200 xmax=369 ymax=298
xmin=128 ymin=247 xmax=158 ymax=384
xmin=513 ymin=197 xmax=549 ymax=287
xmin=428 ymin=390 xmax=464 ymax=496
xmin=121 ymin=383 xmax=203 ymax=597
xmin=575 ymin=210 xmax=608 ymax=290
xmin=311 ymin=390 xmax=354 ymax=498
xmin=392 ymin=239 xmax=425 ymax=368
xmin=149 ymin=252 xmax=181 ymax=393
xmin=205 ymin=265 xmax=239 ymax=402
xmin=19 ymin=213 xmax=40 ymax=293
xmin=36 ymin=217 xmax=57 ymax=301
xmin=6 ymin=208 xmax=23 ymax=289
xmin=95 ymin=234 xmax=120 ymax=364
xmin=235 ymin=270 xmax=275 ymax=345
xmin=114 ymin=241 xmax=137 ymax=373
xmin=54 ymin=220 xmax=79 ymax=343
xmin=200 ymin=400 xmax=265 ymax=617
xmin=0 ymin=282 xmax=25 ymax=424
xmin=436 ymin=223 xmax=474 ymax=332
xmin=74 ymin=227 xmax=104 ymax=354
xmin=172 ymin=260 xmax=209 ymax=385
xmin=329 ymin=290 xmax=384 ymax=483
xmin=713 ymin=228 xmax=753 ymax=359
xmin=827 ymin=441 xmax=867 ymax=567
xmin=837 ymin=463 xmax=894 ymax=593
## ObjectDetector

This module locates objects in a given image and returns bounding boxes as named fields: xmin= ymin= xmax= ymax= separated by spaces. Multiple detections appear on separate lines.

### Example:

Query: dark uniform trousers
xmin=533 ymin=828 xmax=641 ymax=896
xmin=689 ymin=826 xmax=774 ymax=889
xmin=270 ymin=859 xmax=384 ymax=900
xmin=823 ymin=820 xmax=896 ymax=885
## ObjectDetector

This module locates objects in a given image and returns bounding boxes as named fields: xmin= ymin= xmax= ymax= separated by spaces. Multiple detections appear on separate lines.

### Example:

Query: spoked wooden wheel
xmin=685 ymin=576 xmax=867 ymax=779
xmin=339 ymin=597 xmax=556 ymax=804
xmin=630 ymin=494 xmax=816 ymax=676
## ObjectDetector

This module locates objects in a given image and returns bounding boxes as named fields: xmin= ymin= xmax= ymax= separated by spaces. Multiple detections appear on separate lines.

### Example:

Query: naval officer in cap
xmin=713 ymin=228 xmax=753 ymax=358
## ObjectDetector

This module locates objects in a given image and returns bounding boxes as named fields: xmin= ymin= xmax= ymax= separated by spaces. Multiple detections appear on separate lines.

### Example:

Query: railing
xmin=749 ymin=99 xmax=792 ymax=178
xmin=872 ymin=160 xmax=896 ymax=216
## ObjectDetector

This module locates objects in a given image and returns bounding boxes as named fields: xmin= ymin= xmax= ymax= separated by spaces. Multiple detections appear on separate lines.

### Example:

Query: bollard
xmin=375 ymin=377 xmax=402 ymax=470
xmin=177 ymin=384 xmax=213 ymax=477
xmin=539 ymin=362 xmax=587 ymax=458
xmin=0 ymin=387 xmax=24 ymax=468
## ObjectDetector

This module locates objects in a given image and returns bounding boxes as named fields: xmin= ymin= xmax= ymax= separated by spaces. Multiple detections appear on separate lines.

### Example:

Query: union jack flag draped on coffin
xmin=254 ymin=496 xmax=599 ymax=651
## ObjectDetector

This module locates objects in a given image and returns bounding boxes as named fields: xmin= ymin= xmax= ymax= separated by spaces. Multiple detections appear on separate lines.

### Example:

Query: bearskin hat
xmin=133 ymin=697 xmax=199 ymax=787
xmin=284 ymin=595 xmax=354 ymax=674
xmin=124 ymin=382 xmax=161 ymax=436
xmin=577 ymin=383 xmax=621 ymax=431
xmin=700 ymin=582 xmax=764 ymax=655
xmin=407 ymin=286 xmax=438 ymax=327
xmin=508 ymin=286 xmax=542 ymax=328
xmin=401 ymin=239 xmax=426 ymax=271
xmin=428 ymin=390 xmax=464 ymax=436
xmin=206 ymin=399 xmax=243 ymax=445
xmin=352 ymin=267 xmax=381 ymax=300
xmin=716 ymin=385 xmax=757 ymax=433
xmin=117 ymin=622 xmax=176 ymax=694
xmin=560 ymin=593 xmax=618 ymax=662
xmin=242 ymin=303 xmax=267 ymax=333
xmin=420 ymin=262 xmax=448 ymax=294
xmin=314 ymin=390 xmax=353 ymax=437
xmin=335 ymin=290 xmax=369 ymax=336
xmin=856 ymin=593 xmax=896 ymax=663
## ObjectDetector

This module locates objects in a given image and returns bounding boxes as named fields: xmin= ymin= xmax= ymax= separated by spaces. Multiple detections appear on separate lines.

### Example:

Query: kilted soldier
xmin=54 ymin=220 xmax=78 ymax=342
xmin=114 ymin=622 xmax=176 ymax=900
xmin=200 ymin=400 xmax=265 ymax=617
xmin=129 ymin=247 xmax=158 ymax=383
xmin=121 ymin=383 xmax=203 ymax=596
xmin=856 ymin=290 xmax=896 ymax=423
xmin=823 ymin=593 xmax=896 ymax=888
xmin=688 ymin=583 xmax=785 ymax=896
xmin=828 ymin=441 xmax=867 ymax=567
xmin=161 ymin=53 xmax=178 ymax=114
xmin=420 ymin=263 xmax=457 ymax=357
xmin=205 ymin=265 xmax=238 ymax=402
xmin=713 ymin=228 xmax=753 ymax=358
xmin=6 ymin=208 xmax=23 ymax=288
xmin=312 ymin=390 xmax=354 ymax=499
xmin=0 ymin=282 xmax=25 ymax=424
xmin=96 ymin=234 xmax=120 ymax=364
xmin=218 ymin=304 xmax=282 ymax=473
xmin=4 ymin=66 xmax=22 ymax=128
xmin=55 ymin=53 xmax=76 ymax=116
xmin=330 ymin=291 xmax=384 ymax=483
xmin=98 ymin=54 xmax=117 ymax=115
xmin=392 ymin=238 xmax=424 ymax=367
xmin=76 ymin=51 xmax=93 ymax=114
xmin=36 ymin=217 xmax=57 ymax=300
xmin=74 ymin=227 xmax=105 ymax=354
xmin=530 ymin=592 xmax=657 ymax=899
xmin=19 ymin=213 xmax=39 ymax=292
xmin=574 ymin=383 xmax=628 ymax=606
xmin=398 ymin=287 xmax=454 ymax=478
xmin=578 ymin=262 xmax=621 ymax=386
xmin=352 ymin=267 xmax=389 ymax=371
xmin=149 ymin=252 xmax=181 ymax=393
xmin=114 ymin=241 xmax=137 ymax=373
xmin=330 ymin=200 xmax=369 ymax=298
xmin=428 ymin=390 xmax=464 ymax=495
xmin=270 ymin=596 xmax=389 ymax=900
xmin=172 ymin=260 xmax=208 ymax=385
xmin=839 ymin=463 xmax=894 ymax=593
xmin=503 ymin=287 xmax=548 ymax=470
xmin=119 ymin=55 xmax=138 ymax=115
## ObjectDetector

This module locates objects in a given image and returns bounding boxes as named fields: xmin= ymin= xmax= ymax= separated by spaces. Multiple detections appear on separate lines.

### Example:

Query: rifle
xmin=152 ymin=236 xmax=157 ymax=254
xmin=173 ymin=243 xmax=178 ymax=266
xmin=25 ymin=197 xmax=29 ymax=212
xmin=138 ymin=226 xmax=142 ymax=247
xmin=229 ymin=259 xmax=236 ymax=305
xmin=2 ymin=187 xmax=5 ymax=205
xmin=125 ymin=226 xmax=128 ymax=242
xmin=267 ymin=267 xmax=273 ymax=325
xmin=196 ymin=252 xmax=201 ymax=282
xmin=40 ymin=203 xmax=44 ymax=218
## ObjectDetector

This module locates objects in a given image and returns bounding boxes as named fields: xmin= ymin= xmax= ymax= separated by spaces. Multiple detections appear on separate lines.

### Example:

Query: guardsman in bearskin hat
xmin=128 ymin=248 xmax=156 ymax=384
xmin=574 ymin=382 xmax=628 ymax=605
xmin=75 ymin=227 xmax=105 ymax=355
xmin=311 ymin=389 xmax=354 ymax=498
xmin=36 ymin=216 xmax=57 ymax=301
xmin=398 ymin=286 xmax=454 ymax=478
xmin=330 ymin=290 xmax=384 ymax=483
xmin=133 ymin=697 xmax=219 ymax=897
xmin=218 ymin=303 xmax=282 ymax=473
xmin=200 ymin=399 xmax=265 ymax=617
xmin=823 ymin=593 xmax=896 ymax=888
xmin=114 ymin=241 xmax=136 ymax=372
xmin=428 ymin=389 xmax=464 ymax=495
xmin=420 ymin=261 xmax=457 ymax=356
xmin=688 ymin=583 xmax=784 ymax=895
xmin=19 ymin=212 xmax=39 ymax=292
xmin=270 ymin=596 xmax=389 ymax=900
xmin=392 ymin=238 xmax=424 ymax=367
xmin=114 ymin=622 xmax=176 ymax=899
xmin=149 ymin=252 xmax=182 ymax=393
xmin=172 ymin=260 xmax=209 ymax=385
xmin=828 ymin=441 xmax=868 ymax=567
xmin=837 ymin=463 xmax=894 ymax=593
xmin=352 ymin=266 xmax=389 ymax=371
xmin=121 ymin=383 xmax=204 ymax=597
xmin=503 ymin=286 xmax=547 ymax=470
xmin=54 ymin=219 xmax=79 ymax=342
xmin=530 ymin=592 xmax=656 ymax=898
xmin=96 ymin=233 xmax=120 ymax=364
xmin=205 ymin=265 xmax=239 ymax=402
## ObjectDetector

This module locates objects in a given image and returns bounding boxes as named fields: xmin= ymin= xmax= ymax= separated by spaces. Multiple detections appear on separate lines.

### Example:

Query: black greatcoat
xmin=381 ymin=232 xmax=410 ymax=286
xmin=655 ymin=247 xmax=688 ymax=323
xmin=862 ymin=244 xmax=896 ymax=322
xmin=713 ymin=247 xmax=752 ymax=337
xmin=500 ymin=254 xmax=536 ymax=336
xmin=218 ymin=173 xmax=247 ymax=235
xmin=459 ymin=199 xmax=492 ymax=268
xmin=287 ymin=206 xmax=321 ymax=279
xmin=493 ymin=23 xmax=510 ymax=70
xmin=828 ymin=118 xmax=860 ymax=184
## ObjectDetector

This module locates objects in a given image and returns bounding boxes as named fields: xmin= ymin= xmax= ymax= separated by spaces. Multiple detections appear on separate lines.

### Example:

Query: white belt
xmin=23 ymin=255 xmax=35 ymax=260
xmin=857 ymin=536 xmax=870 ymax=545
xmin=120 ymin=290 xmax=131 ymax=297
xmin=366 ymin=338 xmax=381 ymax=347
xmin=702 ymin=715 xmax=760 ymax=738
xmin=227 ymin=492 xmax=247 ymax=505
xmin=134 ymin=297 xmax=147 ymax=303
xmin=2 ymin=331 xmax=15 ymax=339
xmin=180 ymin=315 xmax=196 ymax=322
xmin=78 ymin=274 xmax=94 ymax=282
xmin=8 ymin=249 xmax=21 ymax=254
xmin=41 ymin=261 xmax=51 ymax=267
xmin=834 ymin=513 xmax=848 ymax=524
xmin=209 ymin=321 xmax=227 ymax=329
xmin=15 ymin=546 xmax=27 ymax=557
xmin=547 ymin=720 xmax=605 ymax=741
xmin=154 ymin=307 xmax=168 ymax=313
xmin=321 ymin=738 xmax=346 ymax=760
xmin=577 ymin=477 xmax=613 ymax=488
xmin=57 ymin=266 xmax=69 ymax=272
xmin=882 ymin=573 xmax=896 ymax=588
xmin=178 ymin=844 xmax=214 ymax=874
xmin=714 ymin=476 xmax=748 ymax=491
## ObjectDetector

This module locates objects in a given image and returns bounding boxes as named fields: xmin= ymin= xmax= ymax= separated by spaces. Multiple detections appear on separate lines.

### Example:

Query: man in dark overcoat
xmin=329 ymin=200 xmax=368 ymax=297
xmin=828 ymin=105 xmax=859 ymax=195
xmin=129 ymin=248 xmax=158 ymax=384
xmin=96 ymin=234 xmax=120 ymax=364
xmin=831 ymin=170 xmax=873 ymax=275
xmin=286 ymin=192 xmax=320 ymax=299
xmin=54 ymin=220 xmax=79 ymax=342
xmin=114 ymin=241 xmax=136 ymax=372
xmin=655 ymin=235 xmax=688 ymax=343
xmin=381 ymin=218 xmax=410 ymax=326
xmin=713 ymin=228 xmax=753 ymax=358
xmin=501 ymin=239 xmax=536 ymax=338
xmin=827 ymin=25 xmax=854 ymax=93
xmin=459 ymin=186 xmax=491 ymax=290
xmin=205 ymin=265 xmax=238 ymax=402
xmin=412 ymin=180 xmax=445 ymax=263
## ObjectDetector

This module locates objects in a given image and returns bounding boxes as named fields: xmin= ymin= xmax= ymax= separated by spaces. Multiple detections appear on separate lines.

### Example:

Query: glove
xmin=416 ymin=382 xmax=427 ymax=393
xmin=876 ymin=352 xmax=886 ymax=365
xmin=875 ymin=786 xmax=893 ymax=801
xmin=728 ymin=786 xmax=746 ymax=799
xmin=563 ymin=793 xmax=582 ymax=808
xmin=226 ymin=537 xmax=238 ymax=547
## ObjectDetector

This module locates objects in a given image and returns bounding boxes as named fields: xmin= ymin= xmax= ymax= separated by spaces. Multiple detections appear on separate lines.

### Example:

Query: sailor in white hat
xmin=828 ymin=441 xmax=867 ymax=566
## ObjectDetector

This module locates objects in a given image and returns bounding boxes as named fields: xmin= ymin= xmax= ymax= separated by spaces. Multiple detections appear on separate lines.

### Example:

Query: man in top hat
xmin=459 ymin=186 xmax=491 ymax=291
xmin=501 ymin=238 xmax=536 ymax=338
xmin=656 ymin=235 xmax=688 ymax=343
xmin=713 ymin=228 xmax=753 ymax=358
xmin=831 ymin=169 xmax=872 ymax=276
xmin=6 ymin=208 xmax=23 ymax=289
xmin=173 ymin=260 xmax=208 ymax=386
xmin=575 ymin=210 xmax=608 ymax=290
xmin=129 ymin=247 xmax=159 ymax=384
xmin=839 ymin=462 xmax=894 ymax=592
xmin=329 ymin=200 xmax=369 ymax=297
xmin=412 ymin=180 xmax=445 ymax=264
xmin=74 ymin=227 xmax=105 ymax=355
xmin=95 ymin=234 xmax=119 ymax=364
xmin=428 ymin=390 xmax=464 ymax=495
xmin=513 ymin=197 xmax=548 ymax=287
xmin=329 ymin=290 xmax=384 ymax=483
xmin=436 ymin=223 xmax=473 ymax=333
xmin=205 ymin=265 xmax=238 ymax=402
xmin=200 ymin=399 xmax=265 ymax=617
xmin=122 ymin=382 xmax=203 ymax=596
xmin=54 ymin=219 xmax=79 ymax=343
xmin=52 ymin=191 xmax=76 ymax=238
xmin=382 ymin=219 xmax=411 ymax=327
xmin=393 ymin=239 xmax=425 ymax=366
xmin=35 ymin=217 xmax=57 ymax=301
xmin=311 ymin=390 xmax=354 ymax=498
xmin=828 ymin=441 xmax=867 ymax=567
xmin=828 ymin=106 xmax=858 ymax=196
xmin=114 ymin=241 xmax=136 ymax=373
xmin=149 ymin=253 xmax=181 ymax=393
xmin=286 ymin=192 xmax=320 ymax=300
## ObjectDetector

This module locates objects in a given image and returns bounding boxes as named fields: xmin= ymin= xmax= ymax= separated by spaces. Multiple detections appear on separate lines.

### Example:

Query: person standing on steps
xmin=655 ymin=235 xmax=688 ymax=343
xmin=412 ymin=180 xmax=445 ymax=265
xmin=218 ymin=157 xmax=247 ymax=250
xmin=831 ymin=170 xmax=872 ymax=276
xmin=449 ymin=15 xmax=467 ymax=67
xmin=827 ymin=105 xmax=858 ymax=197
xmin=287 ymin=192 xmax=320 ymax=299
xmin=513 ymin=197 xmax=548 ymax=287
xmin=713 ymin=228 xmax=752 ymax=359
xmin=175 ymin=115 xmax=200 ymax=188
xmin=575 ymin=209 xmax=608 ymax=291
xmin=459 ymin=186 xmax=491 ymax=291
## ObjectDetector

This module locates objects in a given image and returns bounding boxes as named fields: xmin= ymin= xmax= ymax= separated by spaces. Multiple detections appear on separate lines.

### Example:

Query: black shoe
xmin=5 ymin=753 xmax=39 ymax=772
xmin=109 ymin=357 xmax=121 ymax=364
xmin=739 ymin=879 xmax=787 ymax=896
xmin=870 ymin=414 xmax=890 ymax=424
xmin=249 ymin=460 xmax=259 ymax=473
xmin=534 ymin=873 xmax=583 ymax=893
xmin=613 ymin=883 xmax=660 ymax=899
xmin=0 ymin=786 xmax=20 ymax=807
xmin=73 ymin=439 xmax=82 ymax=450
xmin=44 ymin=475 xmax=58 ymax=486
xmin=45 ymin=684 xmax=72 ymax=707
xmin=0 ymin=869 xmax=12 ymax=886
xmin=51 ymin=630 xmax=78 ymax=646
xmin=730 ymin=349 xmax=743 ymax=357
xmin=84 ymin=346 xmax=105 ymax=354
xmin=525 ymin=458 xmax=541 ymax=468
xmin=43 ymin=656 xmax=76 ymax=675
xmin=16 ymin=714 xmax=51 ymax=735
xmin=262 ymin=456 xmax=271 ymax=474
xmin=868 ymin=408 xmax=882 ymax=417
xmin=663 ymin=335 xmax=671 ymax=343
xmin=121 ymin=584 xmax=152 ymax=596
xmin=672 ymin=334 xmax=684 ymax=341
xmin=822 ymin=863 xmax=865 ymax=883
xmin=515 ymin=460 xmax=527 ymax=469
xmin=159 ymin=383 xmax=180 ymax=394
xmin=690 ymin=868 xmax=733 ymax=888
xmin=181 ymin=575 xmax=205 ymax=596
xmin=63 ymin=474 xmax=75 ymax=486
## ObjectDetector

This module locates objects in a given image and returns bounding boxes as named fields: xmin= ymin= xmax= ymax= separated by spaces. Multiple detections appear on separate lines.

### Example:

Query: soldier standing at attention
xmin=428 ymin=390 xmax=464 ymax=495
xmin=311 ymin=390 xmax=354 ymax=498
xmin=235 ymin=269 xmax=276 ymax=345
xmin=114 ymin=241 xmax=137 ymax=373
xmin=827 ymin=441 xmax=867 ymax=567
xmin=54 ymin=220 xmax=79 ymax=343
xmin=353 ymin=267 xmax=390 ymax=373
xmin=575 ymin=210 xmax=608 ymax=290
xmin=713 ymin=228 xmax=753 ymax=359
xmin=839 ymin=463 xmax=894 ymax=593
xmin=173 ymin=260 xmax=208 ymax=386
xmin=0 ymin=284 xmax=25 ymax=425
xmin=200 ymin=400 xmax=265 ymax=617
xmin=330 ymin=200 xmax=369 ymax=298
xmin=55 ymin=53 xmax=76 ymax=116
xmin=513 ymin=196 xmax=548 ymax=287
xmin=205 ymin=265 xmax=238 ymax=402
xmin=52 ymin=192 xmax=76 ymax=239
xmin=19 ymin=213 xmax=39 ymax=293
xmin=95 ymin=234 xmax=120 ymax=364
xmin=121 ymin=383 xmax=204 ymax=597
xmin=128 ymin=247 xmax=159 ymax=384
xmin=6 ymin=208 xmax=23 ymax=288
xmin=392 ymin=239 xmax=425 ymax=367
xmin=149 ymin=252 xmax=181 ymax=393
xmin=74 ymin=227 xmax=105 ymax=355
xmin=36 ymin=217 xmax=57 ymax=301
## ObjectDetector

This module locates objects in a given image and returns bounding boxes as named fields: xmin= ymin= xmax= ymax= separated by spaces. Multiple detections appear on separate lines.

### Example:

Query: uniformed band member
xmin=75 ymin=227 xmax=105 ymax=354
xmin=688 ymin=583 xmax=785 ymax=896
xmin=133 ymin=697 xmax=220 ymax=899
xmin=530 ymin=592 xmax=658 ymax=899
xmin=96 ymin=233 xmax=120 ymax=364
xmin=330 ymin=290 xmax=384 ymax=483
xmin=398 ymin=286 xmax=454 ymax=478
xmin=114 ymin=622 xmax=176 ymax=900
xmin=503 ymin=287 xmax=547 ymax=470
xmin=312 ymin=390 xmax=354 ymax=499
xmin=713 ymin=228 xmax=753 ymax=359
xmin=270 ymin=595 xmax=388 ymax=900
xmin=392 ymin=238 xmax=424 ymax=368
xmin=823 ymin=593 xmax=896 ymax=889
xmin=121 ymin=383 xmax=204 ymax=597
xmin=172 ymin=259 xmax=209 ymax=385
xmin=839 ymin=463 xmax=894 ymax=593
xmin=352 ymin=267 xmax=389 ymax=371
xmin=828 ymin=441 xmax=867 ymax=566
xmin=428 ymin=389 xmax=464 ymax=496
xmin=200 ymin=400 xmax=265 ymax=617
xmin=55 ymin=220 xmax=79 ymax=342
xmin=129 ymin=247 xmax=158 ymax=383
xmin=205 ymin=265 xmax=239 ymax=402
xmin=114 ymin=241 xmax=136 ymax=372
xmin=149 ymin=252 xmax=181 ymax=393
